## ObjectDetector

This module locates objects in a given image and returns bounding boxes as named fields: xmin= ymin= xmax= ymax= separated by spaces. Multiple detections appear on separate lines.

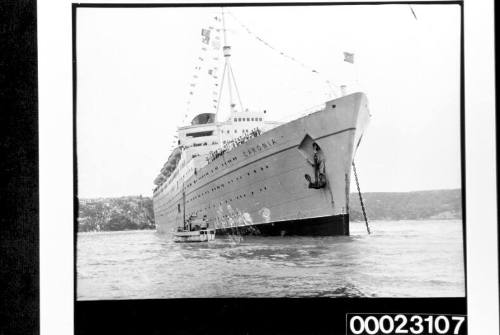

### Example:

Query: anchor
xmin=304 ymin=142 xmax=327 ymax=189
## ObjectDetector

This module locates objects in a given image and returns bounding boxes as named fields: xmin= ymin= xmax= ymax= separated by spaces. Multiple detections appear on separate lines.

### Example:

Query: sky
xmin=76 ymin=4 xmax=461 ymax=198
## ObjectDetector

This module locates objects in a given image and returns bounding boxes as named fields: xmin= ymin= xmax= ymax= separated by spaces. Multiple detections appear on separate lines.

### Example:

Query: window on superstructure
xmin=259 ymin=118 xmax=262 ymax=121
xmin=234 ymin=118 xmax=237 ymax=122
xmin=238 ymin=118 xmax=242 ymax=121
xmin=247 ymin=118 xmax=250 ymax=121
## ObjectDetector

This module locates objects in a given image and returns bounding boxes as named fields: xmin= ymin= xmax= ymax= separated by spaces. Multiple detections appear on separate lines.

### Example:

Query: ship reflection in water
xmin=77 ymin=220 xmax=465 ymax=300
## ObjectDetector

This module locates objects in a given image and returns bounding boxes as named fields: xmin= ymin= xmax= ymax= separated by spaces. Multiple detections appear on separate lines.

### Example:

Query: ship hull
xmin=153 ymin=92 xmax=370 ymax=237
xmin=215 ymin=214 xmax=349 ymax=236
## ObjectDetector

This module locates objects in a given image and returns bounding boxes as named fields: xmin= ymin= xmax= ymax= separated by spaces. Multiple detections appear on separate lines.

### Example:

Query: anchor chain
xmin=352 ymin=161 xmax=370 ymax=234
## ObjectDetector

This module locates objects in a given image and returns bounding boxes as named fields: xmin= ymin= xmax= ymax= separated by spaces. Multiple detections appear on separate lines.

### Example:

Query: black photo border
xmin=72 ymin=2 xmax=467 ymax=334
xmin=0 ymin=1 xmax=39 ymax=335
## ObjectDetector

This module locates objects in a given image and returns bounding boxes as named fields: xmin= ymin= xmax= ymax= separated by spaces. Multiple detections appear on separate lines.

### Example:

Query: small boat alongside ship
xmin=173 ymin=215 xmax=216 ymax=243
xmin=153 ymin=9 xmax=370 ymax=238
xmin=174 ymin=229 xmax=215 ymax=243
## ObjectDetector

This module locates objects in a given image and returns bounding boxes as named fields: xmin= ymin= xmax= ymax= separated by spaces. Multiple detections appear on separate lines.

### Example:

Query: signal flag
xmin=343 ymin=52 xmax=354 ymax=64
xmin=201 ymin=28 xmax=211 ymax=44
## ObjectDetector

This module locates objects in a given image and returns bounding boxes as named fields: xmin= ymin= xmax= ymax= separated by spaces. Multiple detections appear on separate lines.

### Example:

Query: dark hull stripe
xmin=215 ymin=214 xmax=349 ymax=236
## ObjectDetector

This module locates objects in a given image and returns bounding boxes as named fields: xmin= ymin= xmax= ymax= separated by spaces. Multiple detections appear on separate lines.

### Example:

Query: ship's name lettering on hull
xmin=242 ymin=138 xmax=277 ymax=158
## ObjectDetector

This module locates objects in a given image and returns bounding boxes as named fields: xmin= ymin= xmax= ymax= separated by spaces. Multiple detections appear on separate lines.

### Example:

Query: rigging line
xmin=186 ymin=22 xmax=219 ymax=121
xmin=275 ymin=102 xmax=326 ymax=122
xmin=409 ymin=5 xmax=418 ymax=20
xmin=221 ymin=7 xmax=228 ymax=46
xmin=229 ymin=65 xmax=244 ymax=113
xmin=226 ymin=62 xmax=235 ymax=112
xmin=226 ymin=10 xmax=341 ymax=92
xmin=215 ymin=61 xmax=228 ymax=121
xmin=352 ymin=161 xmax=370 ymax=235
xmin=221 ymin=7 xmax=236 ymax=113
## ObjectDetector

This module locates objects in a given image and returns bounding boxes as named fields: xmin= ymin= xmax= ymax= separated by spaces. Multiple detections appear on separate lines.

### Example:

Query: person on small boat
xmin=201 ymin=215 xmax=208 ymax=229
xmin=305 ymin=142 xmax=326 ymax=189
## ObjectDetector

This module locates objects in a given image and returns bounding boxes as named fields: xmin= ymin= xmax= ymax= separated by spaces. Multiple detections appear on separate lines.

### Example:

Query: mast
xmin=221 ymin=8 xmax=235 ymax=115
xmin=215 ymin=7 xmax=244 ymax=122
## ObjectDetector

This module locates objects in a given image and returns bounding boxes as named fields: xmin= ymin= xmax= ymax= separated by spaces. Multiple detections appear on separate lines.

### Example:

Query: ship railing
xmin=206 ymin=127 xmax=262 ymax=163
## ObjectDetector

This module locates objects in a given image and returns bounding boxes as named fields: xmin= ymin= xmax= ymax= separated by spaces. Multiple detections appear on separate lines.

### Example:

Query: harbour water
xmin=77 ymin=220 xmax=465 ymax=300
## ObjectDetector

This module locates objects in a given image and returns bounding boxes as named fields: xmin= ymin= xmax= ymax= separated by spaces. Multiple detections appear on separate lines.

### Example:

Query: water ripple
xmin=77 ymin=220 xmax=465 ymax=300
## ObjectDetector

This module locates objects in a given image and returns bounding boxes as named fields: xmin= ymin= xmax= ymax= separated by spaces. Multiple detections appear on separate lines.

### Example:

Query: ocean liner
xmin=153 ymin=10 xmax=370 ymax=236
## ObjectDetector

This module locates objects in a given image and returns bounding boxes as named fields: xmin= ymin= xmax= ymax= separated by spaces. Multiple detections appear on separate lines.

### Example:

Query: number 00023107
xmin=346 ymin=314 xmax=466 ymax=335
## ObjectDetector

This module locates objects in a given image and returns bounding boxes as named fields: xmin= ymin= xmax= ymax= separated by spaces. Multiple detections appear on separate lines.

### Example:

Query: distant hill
xmin=78 ymin=189 xmax=462 ymax=232
xmin=78 ymin=196 xmax=154 ymax=232
xmin=349 ymin=189 xmax=462 ymax=221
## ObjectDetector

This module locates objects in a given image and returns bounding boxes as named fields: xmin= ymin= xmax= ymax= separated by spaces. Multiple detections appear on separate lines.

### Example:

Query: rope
xmin=215 ymin=61 xmax=227 ymax=119
xmin=229 ymin=65 xmax=245 ymax=113
xmin=226 ymin=10 xmax=340 ymax=97
xmin=352 ymin=161 xmax=370 ymax=234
